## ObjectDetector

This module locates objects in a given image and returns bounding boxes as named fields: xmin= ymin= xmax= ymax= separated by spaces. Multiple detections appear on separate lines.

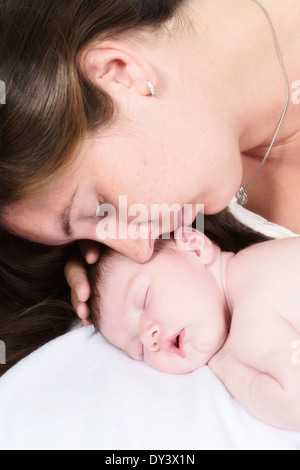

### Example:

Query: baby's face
xmin=98 ymin=240 xmax=228 ymax=374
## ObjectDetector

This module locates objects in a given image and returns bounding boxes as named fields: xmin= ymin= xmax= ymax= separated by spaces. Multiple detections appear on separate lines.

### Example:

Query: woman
xmin=1 ymin=0 xmax=300 ymax=326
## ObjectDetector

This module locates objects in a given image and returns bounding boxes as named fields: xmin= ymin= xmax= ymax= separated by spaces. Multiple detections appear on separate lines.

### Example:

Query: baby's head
xmin=89 ymin=228 xmax=230 ymax=374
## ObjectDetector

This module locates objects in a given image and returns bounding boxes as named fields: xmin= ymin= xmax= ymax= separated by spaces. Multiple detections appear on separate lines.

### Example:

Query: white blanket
xmin=0 ymin=199 xmax=299 ymax=450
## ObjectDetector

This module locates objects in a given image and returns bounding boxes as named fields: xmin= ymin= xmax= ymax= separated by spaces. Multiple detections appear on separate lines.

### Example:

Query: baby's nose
xmin=140 ymin=324 xmax=161 ymax=352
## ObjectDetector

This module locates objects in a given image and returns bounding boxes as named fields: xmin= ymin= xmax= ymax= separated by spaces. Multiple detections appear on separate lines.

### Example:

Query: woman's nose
xmin=140 ymin=324 xmax=161 ymax=352
xmin=109 ymin=237 xmax=156 ymax=263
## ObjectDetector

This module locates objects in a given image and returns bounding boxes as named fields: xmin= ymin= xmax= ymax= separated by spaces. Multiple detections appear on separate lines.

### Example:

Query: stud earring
xmin=147 ymin=81 xmax=157 ymax=98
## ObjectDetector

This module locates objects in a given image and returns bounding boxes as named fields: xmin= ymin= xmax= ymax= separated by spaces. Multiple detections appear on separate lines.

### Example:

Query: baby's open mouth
xmin=165 ymin=330 xmax=186 ymax=358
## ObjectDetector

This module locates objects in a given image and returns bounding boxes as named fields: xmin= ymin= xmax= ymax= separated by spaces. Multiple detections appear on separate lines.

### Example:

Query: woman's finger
xmin=65 ymin=256 xmax=91 ymax=304
xmin=81 ymin=316 xmax=93 ymax=328
xmin=78 ymin=240 xmax=101 ymax=265
xmin=71 ymin=288 xmax=91 ymax=319
xmin=70 ymin=290 xmax=88 ymax=318
xmin=71 ymin=285 xmax=93 ymax=326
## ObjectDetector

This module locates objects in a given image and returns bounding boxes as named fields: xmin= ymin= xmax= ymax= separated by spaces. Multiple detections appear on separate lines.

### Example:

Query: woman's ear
xmin=174 ymin=227 xmax=215 ymax=265
xmin=79 ymin=40 xmax=157 ymax=98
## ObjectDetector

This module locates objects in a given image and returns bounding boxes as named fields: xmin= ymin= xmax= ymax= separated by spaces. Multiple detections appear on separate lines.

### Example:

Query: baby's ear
xmin=174 ymin=227 xmax=215 ymax=264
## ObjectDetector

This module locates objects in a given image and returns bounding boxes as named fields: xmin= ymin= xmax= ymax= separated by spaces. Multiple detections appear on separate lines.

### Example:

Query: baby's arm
xmin=208 ymin=336 xmax=300 ymax=431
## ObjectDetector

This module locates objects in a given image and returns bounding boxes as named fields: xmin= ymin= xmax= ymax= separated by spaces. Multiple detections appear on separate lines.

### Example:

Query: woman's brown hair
xmin=0 ymin=231 xmax=78 ymax=376
xmin=0 ymin=0 xmax=187 ymax=209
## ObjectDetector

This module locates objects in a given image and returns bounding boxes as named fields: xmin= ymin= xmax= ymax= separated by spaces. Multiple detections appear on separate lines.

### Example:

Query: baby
xmin=88 ymin=228 xmax=300 ymax=431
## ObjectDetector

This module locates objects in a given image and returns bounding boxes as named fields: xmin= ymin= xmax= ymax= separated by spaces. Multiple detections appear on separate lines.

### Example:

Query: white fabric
xmin=0 ymin=326 xmax=300 ymax=450
xmin=0 ymin=199 xmax=299 ymax=450
xmin=228 ymin=197 xmax=298 ymax=239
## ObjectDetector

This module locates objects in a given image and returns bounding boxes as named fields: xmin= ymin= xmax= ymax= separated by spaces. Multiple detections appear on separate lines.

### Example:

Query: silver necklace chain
xmin=236 ymin=0 xmax=290 ymax=206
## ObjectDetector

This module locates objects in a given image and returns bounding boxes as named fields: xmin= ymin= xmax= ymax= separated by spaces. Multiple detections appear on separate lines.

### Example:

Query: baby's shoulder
xmin=231 ymin=237 xmax=300 ymax=271
xmin=227 ymin=237 xmax=300 ymax=308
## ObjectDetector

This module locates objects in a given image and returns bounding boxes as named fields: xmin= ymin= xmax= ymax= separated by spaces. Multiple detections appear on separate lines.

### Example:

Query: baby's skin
xmin=93 ymin=228 xmax=300 ymax=431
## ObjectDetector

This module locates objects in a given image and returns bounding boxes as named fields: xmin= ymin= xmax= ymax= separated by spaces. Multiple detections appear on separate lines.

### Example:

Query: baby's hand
xmin=65 ymin=240 xmax=101 ymax=326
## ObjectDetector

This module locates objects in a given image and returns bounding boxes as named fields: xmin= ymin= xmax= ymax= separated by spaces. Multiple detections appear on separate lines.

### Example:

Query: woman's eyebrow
xmin=60 ymin=189 xmax=78 ymax=238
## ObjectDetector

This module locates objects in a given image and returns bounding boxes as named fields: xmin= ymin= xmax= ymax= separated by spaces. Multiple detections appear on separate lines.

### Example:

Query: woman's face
xmin=2 ymin=17 xmax=243 ymax=262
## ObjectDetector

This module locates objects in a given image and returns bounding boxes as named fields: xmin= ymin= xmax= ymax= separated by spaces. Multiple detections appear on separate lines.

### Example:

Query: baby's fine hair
xmin=87 ymin=236 xmax=177 ymax=332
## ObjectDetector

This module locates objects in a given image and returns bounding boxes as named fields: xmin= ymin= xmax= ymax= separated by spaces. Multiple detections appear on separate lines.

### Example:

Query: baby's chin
xmin=145 ymin=354 xmax=211 ymax=376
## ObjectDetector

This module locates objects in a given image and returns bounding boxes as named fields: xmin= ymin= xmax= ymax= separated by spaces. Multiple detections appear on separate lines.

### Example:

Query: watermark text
xmin=96 ymin=197 xmax=204 ymax=243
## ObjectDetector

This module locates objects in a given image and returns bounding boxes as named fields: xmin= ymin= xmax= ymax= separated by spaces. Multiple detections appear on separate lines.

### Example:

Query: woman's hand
xmin=65 ymin=240 xmax=101 ymax=326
